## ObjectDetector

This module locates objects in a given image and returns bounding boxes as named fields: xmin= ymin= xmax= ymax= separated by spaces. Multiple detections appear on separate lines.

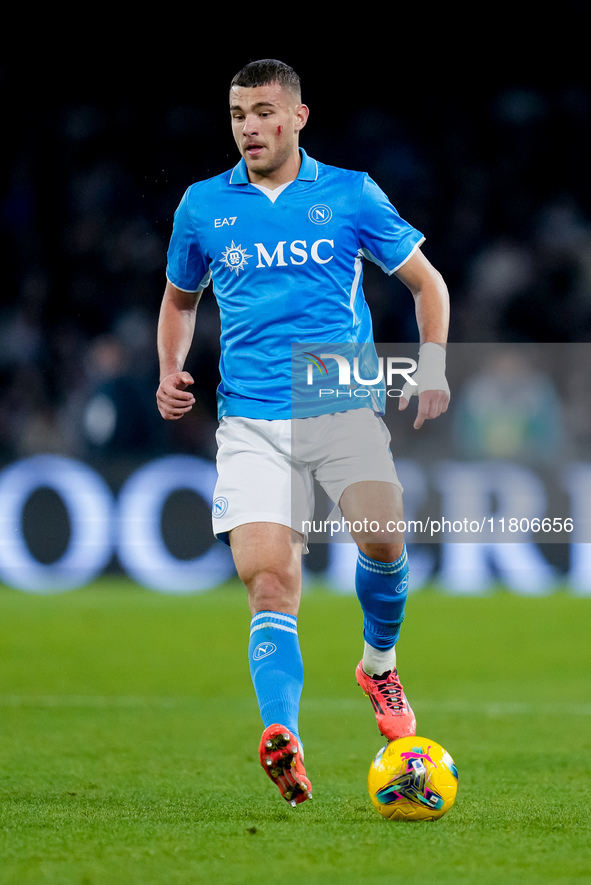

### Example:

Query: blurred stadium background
xmin=1 ymin=18 xmax=591 ymax=596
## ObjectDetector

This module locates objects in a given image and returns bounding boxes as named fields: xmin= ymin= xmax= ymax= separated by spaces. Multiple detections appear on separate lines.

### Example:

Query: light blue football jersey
xmin=166 ymin=149 xmax=424 ymax=419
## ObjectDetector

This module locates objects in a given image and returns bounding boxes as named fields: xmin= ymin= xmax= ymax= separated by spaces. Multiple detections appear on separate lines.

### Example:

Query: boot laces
xmin=375 ymin=672 xmax=405 ymax=712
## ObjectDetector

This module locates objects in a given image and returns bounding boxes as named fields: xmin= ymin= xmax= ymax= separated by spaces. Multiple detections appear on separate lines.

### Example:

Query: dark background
xmin=1 ymin=8 xmax=590 ymax=465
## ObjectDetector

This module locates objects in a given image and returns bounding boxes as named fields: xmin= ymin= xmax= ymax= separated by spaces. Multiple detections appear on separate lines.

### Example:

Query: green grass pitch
xmin=0 ymin=578 xmax=589 ymax=884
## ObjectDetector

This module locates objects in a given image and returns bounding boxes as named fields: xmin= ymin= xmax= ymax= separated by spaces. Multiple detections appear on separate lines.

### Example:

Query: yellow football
xmin=368 ymin=736 xmax=458 ymax=821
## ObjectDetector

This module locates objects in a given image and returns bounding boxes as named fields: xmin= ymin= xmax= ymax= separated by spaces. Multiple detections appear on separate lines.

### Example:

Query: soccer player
xmin=156 ymin=59 xmax=450 ymax=807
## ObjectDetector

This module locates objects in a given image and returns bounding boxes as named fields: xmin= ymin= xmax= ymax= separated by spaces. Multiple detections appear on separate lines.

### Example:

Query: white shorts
xmin=211 ymin=409 xmax=402 ymax=549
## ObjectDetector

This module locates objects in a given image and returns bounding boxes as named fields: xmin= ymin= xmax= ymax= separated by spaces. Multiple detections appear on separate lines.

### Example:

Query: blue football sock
xmin=355 ymin=545 xmax=409 ymax=651
xmin=249 ymin=611 xmax=303 ymax=743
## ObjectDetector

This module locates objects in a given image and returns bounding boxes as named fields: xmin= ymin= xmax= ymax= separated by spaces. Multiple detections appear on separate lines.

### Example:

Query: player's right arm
xmin=156 ymin=280 xmax=202 ymax=420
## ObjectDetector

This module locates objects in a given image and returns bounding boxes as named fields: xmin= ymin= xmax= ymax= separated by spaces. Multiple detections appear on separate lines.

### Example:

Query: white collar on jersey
xmin=251 ymin=180 xmax=294 ymax=203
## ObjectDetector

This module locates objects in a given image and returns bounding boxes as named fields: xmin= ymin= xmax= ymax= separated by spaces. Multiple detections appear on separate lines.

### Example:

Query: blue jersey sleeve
xmin=166 ymin=188 xmax=212 ymax=292
xmin=358 ymin=175 xmax=425 ymax=274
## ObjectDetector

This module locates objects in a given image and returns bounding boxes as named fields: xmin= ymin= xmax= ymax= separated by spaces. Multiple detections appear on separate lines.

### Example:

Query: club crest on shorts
xmin=212 ymin=496 xmax=229 ymax=518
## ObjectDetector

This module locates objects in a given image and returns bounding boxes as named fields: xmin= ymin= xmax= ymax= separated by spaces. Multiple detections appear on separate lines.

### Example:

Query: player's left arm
xmin=394 ymin=248 xmax=450 ymax=430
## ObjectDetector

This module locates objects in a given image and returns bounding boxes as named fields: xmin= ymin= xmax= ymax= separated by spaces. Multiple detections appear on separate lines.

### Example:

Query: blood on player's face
xmin=229 ymin=82 xmax=308 ymax=186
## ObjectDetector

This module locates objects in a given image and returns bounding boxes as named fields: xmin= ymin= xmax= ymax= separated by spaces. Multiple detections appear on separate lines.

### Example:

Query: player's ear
xmin=295 ymin=104 xmax=309 ymax=132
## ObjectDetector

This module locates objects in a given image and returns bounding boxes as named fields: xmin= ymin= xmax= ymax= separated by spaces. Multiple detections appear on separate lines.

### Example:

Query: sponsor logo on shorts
xmin=253 ymin=642 xmax=277 ymax=661
xmin=212 ymin=496 xmax=229 ymax=518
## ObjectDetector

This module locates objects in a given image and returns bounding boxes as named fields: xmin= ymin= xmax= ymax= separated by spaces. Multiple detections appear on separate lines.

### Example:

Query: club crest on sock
xmin=253 ymin=641 xmax=277 ymax=661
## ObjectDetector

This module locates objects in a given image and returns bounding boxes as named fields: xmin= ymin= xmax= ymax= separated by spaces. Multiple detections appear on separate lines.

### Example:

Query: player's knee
xmin=242 ymin=564 xmax=301 ymax=616
xmin=358 ymin=541 xmax=405 ymax=563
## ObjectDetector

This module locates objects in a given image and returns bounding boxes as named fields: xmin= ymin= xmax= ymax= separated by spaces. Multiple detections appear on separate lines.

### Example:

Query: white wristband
xmin=402 ymin=343 xmax=450 ymax=399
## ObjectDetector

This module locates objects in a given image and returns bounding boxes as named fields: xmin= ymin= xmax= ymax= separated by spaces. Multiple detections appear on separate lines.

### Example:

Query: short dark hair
xmin=230 ymin=59 xmax=301 ymax=100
